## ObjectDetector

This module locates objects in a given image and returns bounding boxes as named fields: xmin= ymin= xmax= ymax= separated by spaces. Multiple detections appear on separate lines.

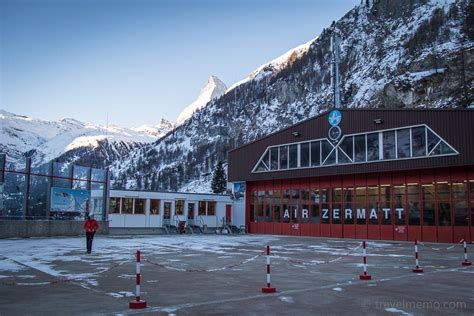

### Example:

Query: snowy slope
xmin=176 ymin=76 xmax=227 ymax=126
xmin=227 ymin=37 xmax=316 ymax=92
xmin=131 ymin=118 xmax=174 ymax=138
xmin=0 ymin=110 xmax=160 ymax=167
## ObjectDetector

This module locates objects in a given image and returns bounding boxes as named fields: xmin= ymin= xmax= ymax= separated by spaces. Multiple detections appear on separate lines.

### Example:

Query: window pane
xmin=337 ymin=148 xmax=351 ymax=164
xmin=397 ymin=128 xmax=411 ymax=158
xmin=354 ymin=135 xmax=366 ymax=162
xmin=332 ymin=188 xmax=342 ymax=224
xmin=452 ymin=183 xmax=466 ymax=199
xmin=411 ymin=127 xmax=426 ymax=157
xmin=367 ymin=133 xmax=380 ymax=161
xmin=135 ymin=199 xmax=145 ymax=214
xmin=423 ymin=202 xmax=435 ymax=225
xmin=439 ymin=141 xmax=455 ymax=154
xmin=344 ymin=187 xmax=354 ymax=224
xmin=421 ymin=184 xmax=435 ymax=225
xmin=422 ymin=184 xmax=435 ymax=201
xmin=407 ymin=185 xmax=420 ymax=225
xmin=110 ymin=197 xmax=121 ymax=214
xmin=164 ymin=202 xmax=171 ymax=219
xmin=150 ymin=199 xmax=160 ymax=214
xmin=301 ymin=190 xmax=310 ymax=223
xmin=356 ymin=187 xmax=366 ymax=224
xmin=270 ymin=148 xmax=279 ymax=170
xmin=367 ymin=187 xmax=379 ymax=224
xmin=123 ymin=198 xmax=133 ymax=214
xmin=454 ymin=201 xmax=468 ymax=226
xmin=436 ymin=183 xmax=450 ymax=200
xmin=265 ymin=191 xmax=272 ymax=222
xmin=279 ymin=146 xmax=288 ymax=169
xmin=283 ymin=190 xmax=290 ymax=223
xmin=175 ymin=200 xmax=184 ymax=215
xmin=311 ymin=189 xmax=320 ymax=223
xmin=207 ymin=201 xmax=216 ymax=216
xmin=255 ymin=160 xmax=268 ymax=172
xmin=291 ymin=190 xmax=299 ymax=223
xmin=311 ymin=141 xmax=320 ymax=166
xmin=199 ymin=201 xmax=207 ymax=216
xmin=320 ymin=189 xmax=329 ymax=224
xmin=289 ymin=144 xmax=298 ymax=168
xmin=393 ymin=185 xmax=406 ymax=225
xmin=273 ymin=190 xmax=281 ymax=223
xmin=383 ymin=131 xmax=396 ymax=159
xmin=427 ymin=128 xmax=439 ymax=153
xmin=339 ymin=136 xmax=353 ymax=162
xmin=321 ymin=140 xmax=335 ymax=165
xmin=380 ymin=186 xmax=391 ymax=225
xmin=438 ymin=202 xmax=451 ymax=226
xmin=257 ymin=191 xmax=264 ymax=222
xmin=300 ymin=143 xmax=310 ymax=167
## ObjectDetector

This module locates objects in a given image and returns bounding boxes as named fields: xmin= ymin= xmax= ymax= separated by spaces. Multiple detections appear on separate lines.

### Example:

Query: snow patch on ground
xmin=0 ymin=258 xmax=25 ymax=272
xmin=385 ymin=307 xmax=414 ymax=316
xmin=279 ymin=296 xmax=294 ymax=304
xmin=332 ymin=287 xmax=343 ymax=291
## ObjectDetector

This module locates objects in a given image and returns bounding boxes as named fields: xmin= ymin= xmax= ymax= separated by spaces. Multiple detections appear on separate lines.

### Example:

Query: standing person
xmin=83 ymin=214 xmax=99 ymax=254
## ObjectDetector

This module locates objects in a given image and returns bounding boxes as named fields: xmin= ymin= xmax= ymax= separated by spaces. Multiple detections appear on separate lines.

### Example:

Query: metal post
xmin=23 ymin=157 xmax=32 ymax=220
xmin=46 ymin=161 xmax=54 ymax=220
xmin=0 ymin=154 xmax=5 ymax=183
xmin=412 ymin=239 xmax=424 ymax=273
xmin=102 ymin=169 xmax=110 ymax=222
xmin=359 ymin=241 xmax=372 ymax=280
xmin=261 ymin=244 xmax=276 ymax=293
xmin=462 ymin=240 xmax=472 ymax=266
xmin=129 ymin=250 xmax=147 ymax=309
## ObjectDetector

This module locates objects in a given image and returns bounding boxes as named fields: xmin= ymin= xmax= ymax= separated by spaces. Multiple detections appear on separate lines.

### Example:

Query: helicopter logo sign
xmin=328 ymin=109 xmax=342 ymax=127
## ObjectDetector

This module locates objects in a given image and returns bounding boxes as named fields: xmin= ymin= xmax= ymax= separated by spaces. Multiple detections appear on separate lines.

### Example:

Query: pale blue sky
xmin=1 ymin=0 xmax=359 ymax=128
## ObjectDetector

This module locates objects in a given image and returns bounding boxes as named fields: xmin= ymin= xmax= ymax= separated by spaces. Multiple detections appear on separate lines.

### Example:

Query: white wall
xmin=108 ymin=190 xmax=234 ymax=228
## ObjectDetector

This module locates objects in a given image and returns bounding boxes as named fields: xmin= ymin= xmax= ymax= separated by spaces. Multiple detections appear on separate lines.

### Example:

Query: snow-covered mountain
xmin=110 ymin=0 xmax=473 ymax=193
xmin=0 ymin=110 xmax=165 ymax=168
xmin=176 ymin=76 xmax=227 ymax=126
xmin=132 ymin=119 xmax=175 ymax=138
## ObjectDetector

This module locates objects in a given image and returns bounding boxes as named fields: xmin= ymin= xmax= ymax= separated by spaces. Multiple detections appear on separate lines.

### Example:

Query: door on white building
xmin=163 ymin=202 xmax=172 ymax=226
xmin=188 ymin=203 xmax=195 ymax=226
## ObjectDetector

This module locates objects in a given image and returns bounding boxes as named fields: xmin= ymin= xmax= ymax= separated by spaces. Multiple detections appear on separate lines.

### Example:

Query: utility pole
xmin=330 ymin=30 xmax=341 ymax=109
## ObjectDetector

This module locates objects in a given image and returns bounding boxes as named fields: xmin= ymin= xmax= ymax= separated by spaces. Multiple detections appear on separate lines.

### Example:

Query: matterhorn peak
xmin=176 ymin=75 xmax=227 ymax=125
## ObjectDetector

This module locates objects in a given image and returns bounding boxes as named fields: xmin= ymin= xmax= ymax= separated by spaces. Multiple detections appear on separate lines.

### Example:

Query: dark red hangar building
xmin=228 ymin=109 xmax=474 ymax=243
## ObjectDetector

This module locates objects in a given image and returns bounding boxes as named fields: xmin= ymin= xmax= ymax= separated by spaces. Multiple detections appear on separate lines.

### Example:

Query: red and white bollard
xmin=129 ymin=250 xmax=147 ymax=309
xmin=261 ymin=244 xmax=276 ymax=293
xmin=359 ymin=241 xmax=372 ymax=280
xmin=462 ymin=240 xmax=472 ymax=266
xmin=412 ymin=239 xmax=423 ymax=273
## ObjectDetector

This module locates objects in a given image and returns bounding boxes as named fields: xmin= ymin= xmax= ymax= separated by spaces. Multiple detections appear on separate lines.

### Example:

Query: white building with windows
xmin=108 ymin=190 xmax=245 ymax=231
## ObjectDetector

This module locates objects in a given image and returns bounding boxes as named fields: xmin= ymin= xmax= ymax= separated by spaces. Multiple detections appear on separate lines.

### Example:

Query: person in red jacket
xmin=83 ymin=214 xmax=99 ymax=254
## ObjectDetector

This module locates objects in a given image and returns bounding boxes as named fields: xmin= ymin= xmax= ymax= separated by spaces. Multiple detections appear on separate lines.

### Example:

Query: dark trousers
xmin=86 ymin=232 xmax=95 ymax=253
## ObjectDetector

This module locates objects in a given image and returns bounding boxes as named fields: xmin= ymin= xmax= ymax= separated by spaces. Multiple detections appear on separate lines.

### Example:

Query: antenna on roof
xmin=105 ymin=112 xmax=109 ymax=148
xmin=330 ymin=24 xmax=341 ymax=109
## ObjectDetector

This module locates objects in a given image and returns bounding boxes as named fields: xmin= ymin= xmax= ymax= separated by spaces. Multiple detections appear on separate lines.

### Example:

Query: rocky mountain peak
xmin=176 ymin=75 xmax=227 ymax=126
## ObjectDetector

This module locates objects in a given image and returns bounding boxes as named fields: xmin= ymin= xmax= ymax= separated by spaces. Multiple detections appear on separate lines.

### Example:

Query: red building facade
xmin=228 ymin=109 xmax=474 ymax=243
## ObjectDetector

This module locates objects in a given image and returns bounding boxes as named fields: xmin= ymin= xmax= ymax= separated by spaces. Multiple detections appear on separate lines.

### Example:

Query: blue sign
xmin=51 ymin=187 xmax=90 ymax=213
xmin=328 ymin=109 xmax=342 ymax=127
xmin=233 ymin=182 xmax=246 ymax=200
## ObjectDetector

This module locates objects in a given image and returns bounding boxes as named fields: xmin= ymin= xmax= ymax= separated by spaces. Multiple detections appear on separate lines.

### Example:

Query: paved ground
xmin=0 ymin=234 xmax=473 ymax=315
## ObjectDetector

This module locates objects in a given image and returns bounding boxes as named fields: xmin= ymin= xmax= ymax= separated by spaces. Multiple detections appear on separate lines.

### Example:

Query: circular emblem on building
xmin=328 ymin=109 xmax=342 ymax=127
xmin=328 ymin=126 xmax=342 ymax=141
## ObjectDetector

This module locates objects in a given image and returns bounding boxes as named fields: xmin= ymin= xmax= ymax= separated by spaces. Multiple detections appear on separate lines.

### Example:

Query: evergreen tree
xmin=211 ymin=161 xmax=227 ymax=194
